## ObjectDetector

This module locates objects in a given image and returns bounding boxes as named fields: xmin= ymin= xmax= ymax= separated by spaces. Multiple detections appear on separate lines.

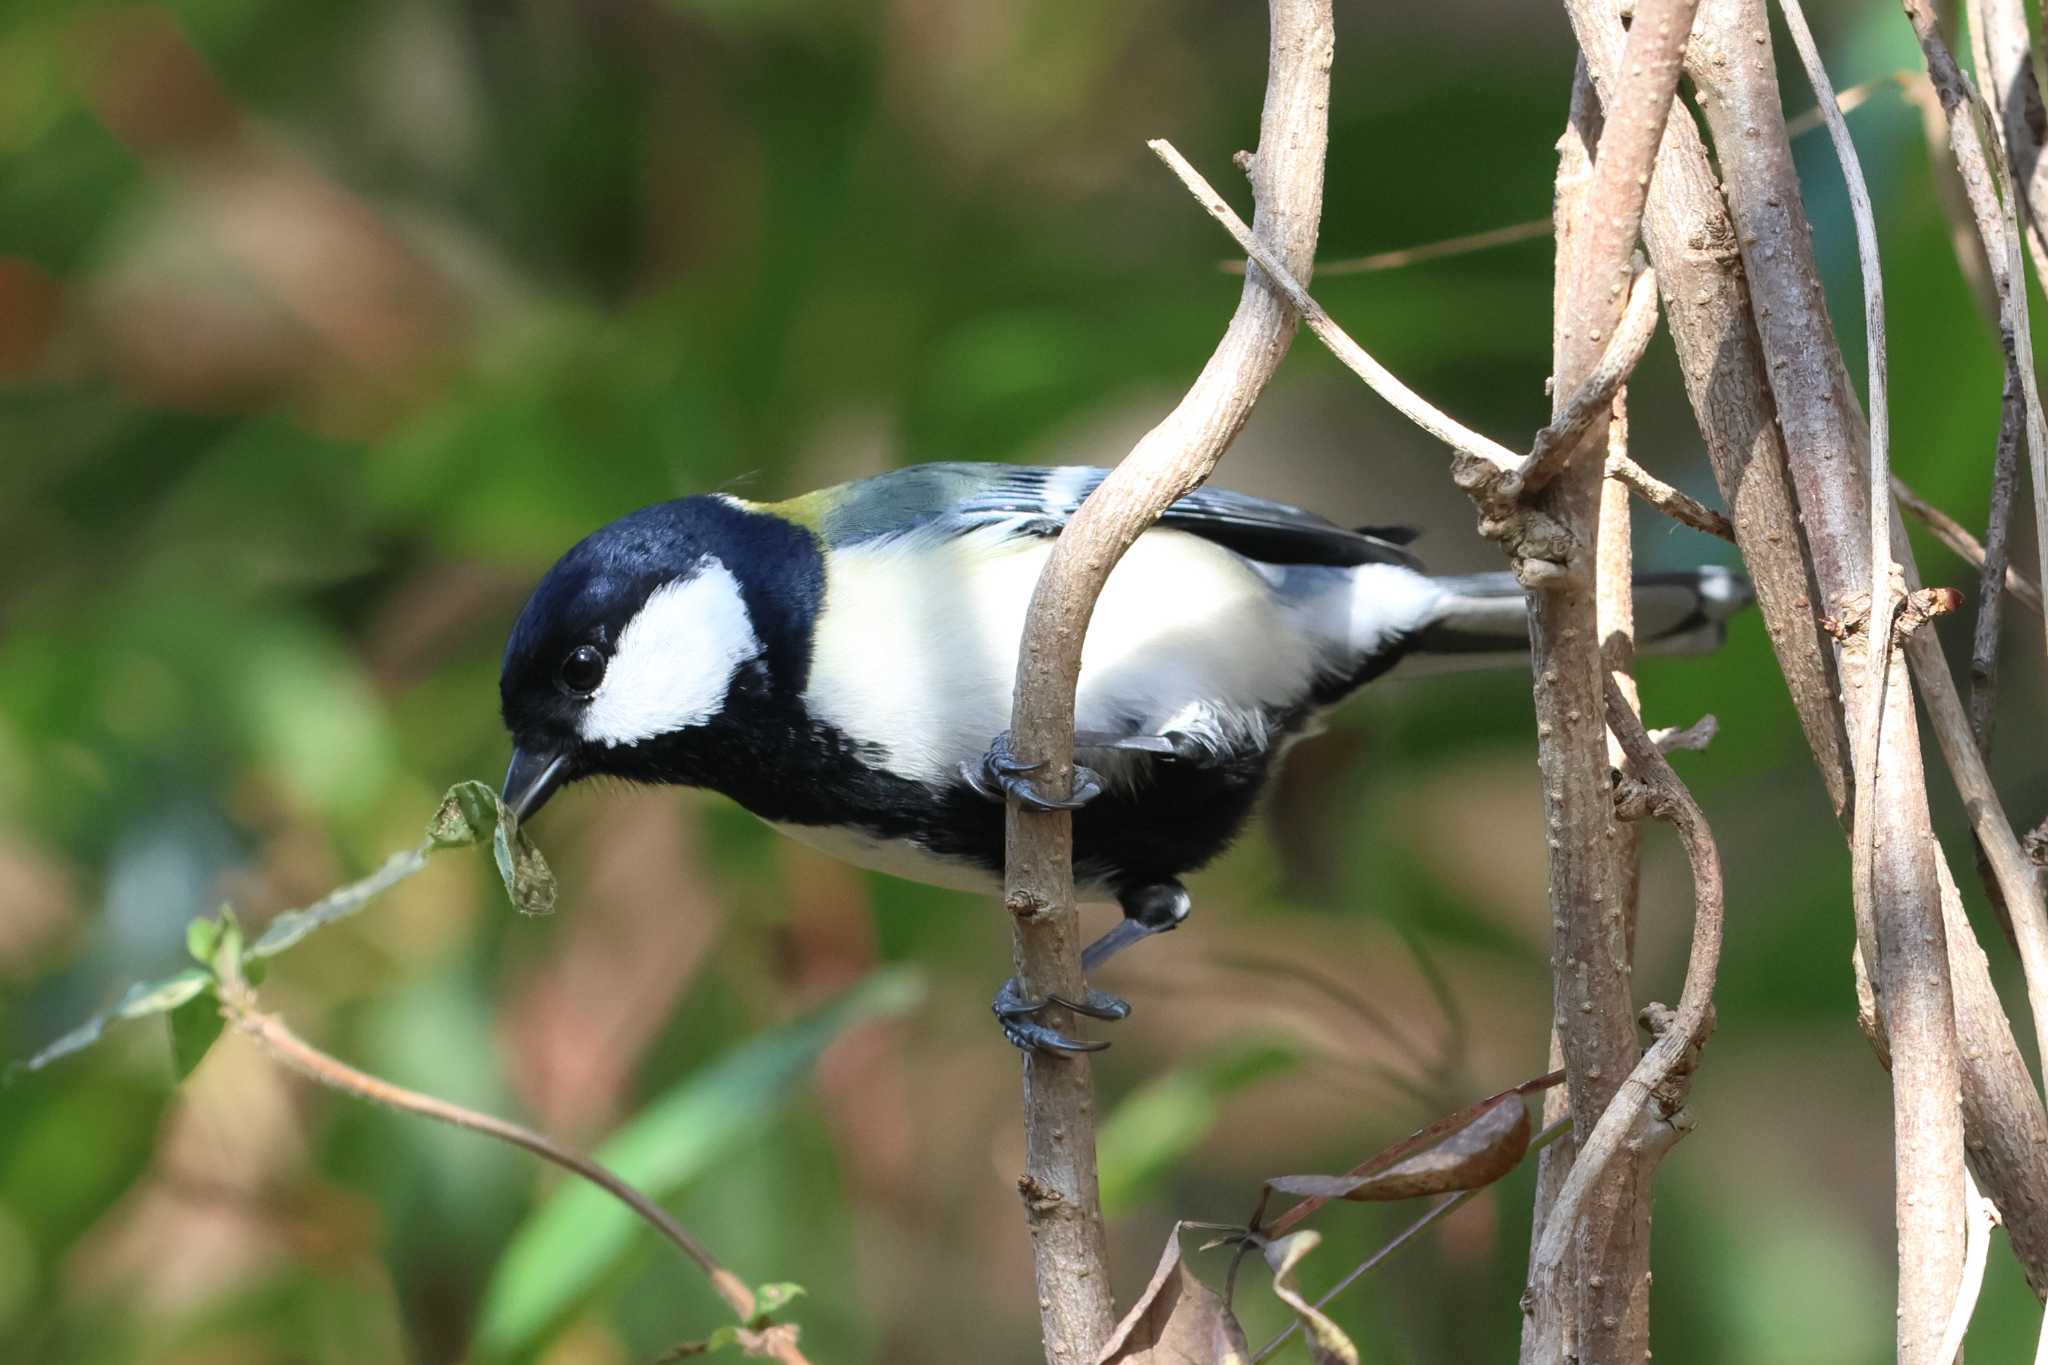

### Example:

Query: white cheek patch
xmin=579 ymin=560 xmax=761 ymax=747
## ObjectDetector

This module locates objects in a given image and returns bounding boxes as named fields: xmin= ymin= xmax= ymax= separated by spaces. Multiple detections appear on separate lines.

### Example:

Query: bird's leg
xmin=992 ymin=881 xmax=1191 ymax=1054
xmin=961 ymin=732 xmax=1105 ymax=812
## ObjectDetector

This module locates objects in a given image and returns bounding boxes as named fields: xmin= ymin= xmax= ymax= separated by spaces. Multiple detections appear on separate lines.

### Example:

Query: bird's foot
xmin=962 ymin=732 xmax=1104 ymax=811
xmin=992 ymin=975 xmax=1131 ymax=1055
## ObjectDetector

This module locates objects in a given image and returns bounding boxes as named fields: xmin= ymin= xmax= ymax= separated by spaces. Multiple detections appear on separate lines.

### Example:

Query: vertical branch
xmin=1890 ymin=1 xmax=2048 ymax=1111
xmin=1695 ymin=0 xmax=1966 ymax=1351
xmin=1521 ymin=70 xmax=1603 ymax=1321
xmin=1599 ymin=405 xmax=1642 ymax=959
xmin=1904 ymin=0 xmax=2048 ymax=721
xmin=1562 ymin=0 xmax=2048 ymax=1300
xmin=999 ymin=3 xmax=1332 ymax=1360
xmin=1971 ymin=374 xmax=2024 ymax=748
xmin=1520 ymin=6 xmax=1700 ymax=1360
xmin=1970 ymin=0 xmax=2048 ymax=652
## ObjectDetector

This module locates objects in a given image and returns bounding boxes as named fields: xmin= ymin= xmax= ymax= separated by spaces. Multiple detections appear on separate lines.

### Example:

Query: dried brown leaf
xmin=1264 ymin=1079 xmax=1546 ymax=1236
xmin=1262 ymin=1232 xmax=1359 ymax=1365
xmin=1096 ymin=1223 xmax=1250 ymax=1365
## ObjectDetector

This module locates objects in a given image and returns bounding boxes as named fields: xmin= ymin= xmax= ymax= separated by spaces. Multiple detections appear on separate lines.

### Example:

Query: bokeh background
xmin=3 ymin=1 xmax=2045 ymax=1361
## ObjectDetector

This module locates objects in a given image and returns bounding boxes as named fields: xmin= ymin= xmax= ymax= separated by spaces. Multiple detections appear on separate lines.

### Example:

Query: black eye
xmin=559 ymin=645 xmax=606 ymax=696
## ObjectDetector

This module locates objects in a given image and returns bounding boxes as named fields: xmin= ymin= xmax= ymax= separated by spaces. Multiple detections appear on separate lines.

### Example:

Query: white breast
xmin=799 ymin=522 xmax=1320 ymax=788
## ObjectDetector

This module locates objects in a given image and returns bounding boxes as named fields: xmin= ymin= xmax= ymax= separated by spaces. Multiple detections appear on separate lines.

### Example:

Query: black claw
xmin=993 ymin=976 xmax=1122 ymax=1054
xmin=1046 ymin=989 xmax=1133 ymax=1021
xmin=963 ymin=734 xmax=1105 ymax=811
xmin=1001 ymin=1016 xmax=1109 ymax=1054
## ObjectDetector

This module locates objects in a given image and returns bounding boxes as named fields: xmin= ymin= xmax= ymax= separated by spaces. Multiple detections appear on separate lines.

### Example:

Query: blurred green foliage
xmin=2 ymin=1 xmax=2045 ymax=1362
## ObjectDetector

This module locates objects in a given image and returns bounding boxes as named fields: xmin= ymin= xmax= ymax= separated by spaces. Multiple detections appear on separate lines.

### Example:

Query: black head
xmin=498 ymin=496 xmax=823 ymax=820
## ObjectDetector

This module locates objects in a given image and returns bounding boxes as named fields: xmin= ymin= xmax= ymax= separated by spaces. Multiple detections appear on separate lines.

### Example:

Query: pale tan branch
xmin=1561 ymin=0 xmax=2048 ymax=1297
xmin=1892 ymin=3 xmax=2048 ymax=1233
xmin=1935 ymin=1169 xmax=1997 ymax=1365
xmin=1972 ymin=0 xmax=2048 ymax=645
xmin=1902 ymin=0 xmax=2048 ymax=737
xmin=1525 ymin=676 xmax=1724 ymax=1311
xmin=1893 ymin=476 xmax=2045 ymax=617
xmin=1607 ymin=452 xmax=1736 ymax=541
xmin=998 ymin=4 xmax=1335 ymax=1361
xmin=1310 ymin=217 xmax=1551 ymax=275
xmin=1516 ymin=270 xmax=1661 ymax=497
xmin=1695 ymin=0 xmax=1967 ymax=1348
xmin=1156 ymin=141 xmax=1669 ymax=505
xmin=1519 ymin=7 xmax=1702 ymax=1358
xmin=1650 ymin=714 xmax=1720 ymax=754
xmin=1151 ymin=140 xmax=1519 ymax=475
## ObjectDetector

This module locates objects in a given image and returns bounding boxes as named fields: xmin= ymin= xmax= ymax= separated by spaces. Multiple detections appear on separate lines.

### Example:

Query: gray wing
xmin=814 ymin=462 xmax=1422 ymax=569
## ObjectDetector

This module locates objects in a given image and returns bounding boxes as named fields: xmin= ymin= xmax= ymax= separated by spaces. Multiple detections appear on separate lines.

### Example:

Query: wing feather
xmin=782 ymin=462 xmax=1421 ymax=568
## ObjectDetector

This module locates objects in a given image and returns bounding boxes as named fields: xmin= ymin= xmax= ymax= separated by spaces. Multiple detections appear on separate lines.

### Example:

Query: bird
xmin=498 ymin=461 xmax=1749 ymax=1053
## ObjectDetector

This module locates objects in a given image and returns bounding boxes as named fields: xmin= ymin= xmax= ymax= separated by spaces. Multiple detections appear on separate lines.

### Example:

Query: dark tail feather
xmin=1404 ymin=566 xmax=1752 ymax=670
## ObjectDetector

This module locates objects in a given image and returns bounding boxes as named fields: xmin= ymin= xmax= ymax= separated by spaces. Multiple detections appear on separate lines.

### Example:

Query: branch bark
xmin=1514 ymin=7 xmax=1701 ymax=1359
xmin=998 ymin=3 xmax=1333 ymax=1360
xmin=1893 ymin=476 xmax=2045 ymax=619
xmin=1694 ymin=4 xmax=1966 ymax=1350
xmin=1525 ymin=677 xmax=1723 ymax=1344
xmin=1564 ymin=0 xmax=2048 ymax=1309
xmin=1888 ymin=3 xmax=2048 ymax=1142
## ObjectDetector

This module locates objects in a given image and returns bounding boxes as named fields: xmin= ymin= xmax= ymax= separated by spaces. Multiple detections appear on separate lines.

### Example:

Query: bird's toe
xmin=963 ymin=737 xmax=1103 ymax=811
xmin=992 ymin=977 xmax=1117 ymax=1054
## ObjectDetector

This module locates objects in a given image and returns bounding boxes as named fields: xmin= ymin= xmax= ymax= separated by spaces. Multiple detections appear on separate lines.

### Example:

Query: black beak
xmin=502 ymin=746 xmax=572 ymax=823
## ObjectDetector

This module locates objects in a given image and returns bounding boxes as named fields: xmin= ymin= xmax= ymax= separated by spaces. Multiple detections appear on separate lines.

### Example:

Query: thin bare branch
xmin=999 ymin=4 xmax=1334 ymax=1360
xmin=1650 ymin=714 xmax=1720 ymax=754
xmin=1901 ymin=0 xmax=2048 ymax=740
xmin=1935 ymin=1169 xmax=1997 ymax=1365
xmin=212 ymin=957 xmax=776 ymax=1348
xmin=1234 ymin=68 xmax=1894 ymax=284
xmin=1890 ymin=4 xmax=2048 ymax=1222
xmin=1778 ymin=0 xmax=1895 ymax=811
xmin=1516 ymin=269 xmax=1661 ymax=498
xmin=1893 ymin=475 xmax=2045 ymax=618
xmin=1299 ymin=217 xmax=1552 ymax=275
xmin=1972 ymin=378 xmax=2025 ymax=749
xmin=1152 ymin=141 xmax=1520 ymax=476
xmin=1972 ymin=0 xmax=2048 ymax=319
xmin=1607 ymin=452 xmax=1736 ymax=542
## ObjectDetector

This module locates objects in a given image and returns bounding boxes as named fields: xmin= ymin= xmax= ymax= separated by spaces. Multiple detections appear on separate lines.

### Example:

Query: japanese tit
xmin=498 ymin=461 xmax=1748 ymax=1052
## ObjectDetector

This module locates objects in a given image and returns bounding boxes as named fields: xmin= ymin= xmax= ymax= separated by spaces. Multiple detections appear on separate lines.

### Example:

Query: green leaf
xmin=752 ymin=1282 xmax=805 ymax=1314
xmin=247 ymin=847 xmax=429 ymax=959
xmin=216 ymin=905 xmax=244 ymax=965
xmin=424 ymin=779 xmax=555 ymax=915
xmin=167 ymin=987 xmax=225 ymax=1081
xmin=1098 ymin=1041 xmax=1299 ymax=1215
xmin=492 ymin=815 xmax=556 ymax=917
xmin=13 ymin=969 xmax=213 ymax=1075
xmin=427 ymin=779 xmax=502 ymax=849
xmin=185 ymin=915 xmax=224 ymax=967
xmin=473 ymin=968 xmax=925 ymax=1361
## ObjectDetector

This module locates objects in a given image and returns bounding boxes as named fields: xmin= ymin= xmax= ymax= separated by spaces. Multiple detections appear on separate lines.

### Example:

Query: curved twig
xmin=212 ymin=957 xmax=778 ymax=1351
xmin=998 ymin=4 xmax=1335 ymax=1360
xmin=1525 ymin=676 xmax=1723 ymax=1304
